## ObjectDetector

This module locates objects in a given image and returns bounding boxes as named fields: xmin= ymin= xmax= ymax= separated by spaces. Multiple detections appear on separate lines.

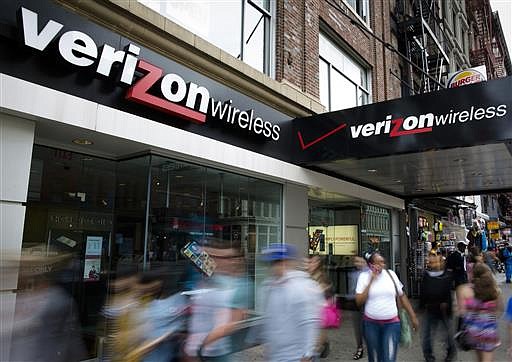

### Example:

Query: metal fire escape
xmin=395 ymin=0 xmax=450 ymax=94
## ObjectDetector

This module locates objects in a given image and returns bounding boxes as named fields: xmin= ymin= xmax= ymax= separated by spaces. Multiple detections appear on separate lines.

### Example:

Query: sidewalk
xmin=234 ymin=272 xmax=512 ymax=361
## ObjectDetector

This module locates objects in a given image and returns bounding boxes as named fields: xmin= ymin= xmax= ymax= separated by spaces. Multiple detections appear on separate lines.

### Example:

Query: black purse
xmin=454 ymin=317 xmax=471 ymax=351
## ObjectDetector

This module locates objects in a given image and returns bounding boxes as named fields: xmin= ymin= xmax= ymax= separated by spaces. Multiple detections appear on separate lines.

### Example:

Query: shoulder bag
xmin=385 ymin=269 xmax=412 ymax=348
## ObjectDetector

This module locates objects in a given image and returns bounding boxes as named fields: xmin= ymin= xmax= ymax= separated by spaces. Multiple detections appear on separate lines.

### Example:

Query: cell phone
xmin=181 ymin=241 xmax=216 ymax=277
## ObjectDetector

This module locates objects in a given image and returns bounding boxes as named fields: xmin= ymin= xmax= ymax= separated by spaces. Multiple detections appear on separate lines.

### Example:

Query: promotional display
xmin=83 ymin=236 xmax=102 ymax=282
xmin=181 ymin=241 xmax=216 ymax=277
xmin=308 ymin=225 xmax=358 ymax=255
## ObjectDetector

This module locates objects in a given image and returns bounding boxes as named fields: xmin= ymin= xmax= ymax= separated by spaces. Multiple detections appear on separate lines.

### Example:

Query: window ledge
xmin=338 ymin=0 xmax=372 ymax=33
xmin=55 ymin=0 xmax=324 ymax=117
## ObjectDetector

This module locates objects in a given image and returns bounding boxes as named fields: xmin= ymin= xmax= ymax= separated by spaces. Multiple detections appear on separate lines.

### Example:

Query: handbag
xmin=385 ymin=269 xmax=412 ymax=347
xmin=321 ymin=297 xmax=342 ymax=329
xmin=454 ymin=326 xmax=472 ymax=351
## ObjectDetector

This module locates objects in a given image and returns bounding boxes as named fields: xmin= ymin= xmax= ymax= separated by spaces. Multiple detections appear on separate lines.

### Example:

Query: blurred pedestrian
xmin=502 ymin=244 xmax=512 ymax=283
xmin=347 ymin=256 xmax=368 ymax=360
xmin=420 ymin=254 xmax=455 ymax=362
xmin=8 ymin=253 xmax=87 ymax=362
xmin=467 ymin=221 xmax=484 ymax=251
xmin=356 ymin=252 xmax=419 ymax=362
xmin=261 ymin=243 xmax=323 ymax=362
xmin=504 ymin=296 xmax=512 ymax=359
xmin=457 ymin=263 xmax=503 ymax=362
xmin=185 ymin=242 xmax=251 ymax=362
xmin=306 ymin=255 xmax=334 ymax=358
xmin=103 ymin=271 xmax=146 ymax=362
xmin=467 ymin=247 xmax=483 ymax=283
xmin=446 ymin=241 xmax=468 ymax=287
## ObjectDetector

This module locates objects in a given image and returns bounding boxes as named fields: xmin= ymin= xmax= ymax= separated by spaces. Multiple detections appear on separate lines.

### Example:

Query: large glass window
xmin=319 ymin=32 xmax=371 ymax=111
xmin=19 ymin=146 xmax=282 ymax=358
xmin=148 ymin=156 xmax=282 ymax=307
xmin=138 ymin=0 xmax=273 ymax=75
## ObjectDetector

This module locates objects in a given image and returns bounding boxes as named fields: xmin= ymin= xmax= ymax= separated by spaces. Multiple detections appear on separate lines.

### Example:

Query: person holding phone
xmin=355 ymin=252 xmax=419 ymax=362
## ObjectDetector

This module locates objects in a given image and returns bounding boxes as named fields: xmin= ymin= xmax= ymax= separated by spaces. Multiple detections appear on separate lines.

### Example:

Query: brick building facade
xmin=275 ymin=0 xmax=402 ymax=106
xmin=468 ymin=0 xmax=512 ymax=79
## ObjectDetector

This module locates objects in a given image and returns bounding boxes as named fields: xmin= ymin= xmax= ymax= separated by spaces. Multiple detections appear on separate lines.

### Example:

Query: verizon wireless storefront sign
xmin=19 ymin=7 xmax=281 ymax=141
xmin=294 ymin=75 xmax=512 ymax=163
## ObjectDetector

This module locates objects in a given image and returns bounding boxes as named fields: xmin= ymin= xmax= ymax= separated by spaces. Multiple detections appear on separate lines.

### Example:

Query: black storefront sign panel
xmin=0 ymin=0 xmax=294 ymax=162
xmin=293 ymin=76 xmax=512 ymax=164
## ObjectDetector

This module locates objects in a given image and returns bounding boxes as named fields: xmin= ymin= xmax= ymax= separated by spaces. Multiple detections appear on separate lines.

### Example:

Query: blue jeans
xmin=422 ymin=312 xmax=456 ymax=362
xmin=363 ymin=319 xmax=401 ymax=362
xmin=506 ymin=263 xmax=512 ymax=282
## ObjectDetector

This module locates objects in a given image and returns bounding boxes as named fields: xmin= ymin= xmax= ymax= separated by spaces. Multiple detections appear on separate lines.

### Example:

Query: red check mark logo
xmin=297 ymin=123 xmax=347 ymax=150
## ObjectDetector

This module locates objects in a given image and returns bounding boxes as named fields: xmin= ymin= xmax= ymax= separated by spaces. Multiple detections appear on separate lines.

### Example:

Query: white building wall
xmin=283 ymin=183 xmax=309 ymax=257
xmin=0 ymin=114 xmax=35 ymax=361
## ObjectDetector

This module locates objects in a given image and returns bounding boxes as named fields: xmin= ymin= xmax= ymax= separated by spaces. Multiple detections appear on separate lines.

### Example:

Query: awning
xmin=293 ymin=76 xmax=512 ymax=197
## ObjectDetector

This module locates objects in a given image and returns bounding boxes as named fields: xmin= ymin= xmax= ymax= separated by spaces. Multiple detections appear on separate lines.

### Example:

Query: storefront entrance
xmin=307 ymin=198 xmax=392 ymax=297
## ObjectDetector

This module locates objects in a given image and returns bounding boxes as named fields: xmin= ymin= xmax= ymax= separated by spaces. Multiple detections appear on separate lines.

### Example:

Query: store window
xmin=345 ymin=0 xmax=370 ymax=24
xmin=138 ymin=0 xmax=273 ymax=75
xmin=147 ymin=156 xmax=282 ymax=308
xmin=19 ymin=146 xmax=281 ymax=358
xmin=319 ymin=32 xmax=371 ymax=111
xmin=308 ymin=203 xmax=361 ymax=296
xmin=361 ymin=204 xmax=391 ymax=263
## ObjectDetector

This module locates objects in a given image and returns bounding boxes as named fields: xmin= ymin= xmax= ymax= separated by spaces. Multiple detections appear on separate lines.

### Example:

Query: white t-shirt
xmin=355 ymin=269 xmax=404 ymax=320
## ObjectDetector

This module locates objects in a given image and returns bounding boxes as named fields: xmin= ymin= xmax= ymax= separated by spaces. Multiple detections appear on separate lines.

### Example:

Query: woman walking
xmin=355 ymin=252 xmax=418 ymax=362
xmin=347 ymin=256 xmax=367 ymax=360
xmin=458 ymin=263 xmax=503 ymax=362
xmin=306 ymin=255 xmax=334 ymax=358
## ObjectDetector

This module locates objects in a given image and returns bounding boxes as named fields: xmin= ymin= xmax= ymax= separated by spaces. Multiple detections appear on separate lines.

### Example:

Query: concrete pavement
xmin=234 ymin=272 xmax=512 ymax=361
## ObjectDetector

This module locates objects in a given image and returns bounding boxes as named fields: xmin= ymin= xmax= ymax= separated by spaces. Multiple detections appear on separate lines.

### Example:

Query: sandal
xmin=320 ymin=341 xmax=330 ymax=358
xmin=353 ymin=346 xmax=364 ymax=360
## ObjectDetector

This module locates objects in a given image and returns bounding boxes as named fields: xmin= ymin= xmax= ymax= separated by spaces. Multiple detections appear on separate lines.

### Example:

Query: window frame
xmin=319 ymin=31 xmax=372 ymax=112
xmin=138 ymin=0 xmax=274 ymax=76
xmin=343 ymin=0 xmax=371 ymax=27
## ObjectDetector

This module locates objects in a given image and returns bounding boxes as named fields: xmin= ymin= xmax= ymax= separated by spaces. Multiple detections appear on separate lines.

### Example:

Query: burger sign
xmin=447 ymin=65 xmax=487 ymax=88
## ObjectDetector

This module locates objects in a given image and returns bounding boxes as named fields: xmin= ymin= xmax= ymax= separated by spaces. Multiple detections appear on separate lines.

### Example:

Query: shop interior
xmin=307 ymin=189 xmax=392 ymax=298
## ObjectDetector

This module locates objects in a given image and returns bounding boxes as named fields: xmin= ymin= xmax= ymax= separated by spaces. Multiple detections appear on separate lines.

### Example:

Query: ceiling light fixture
xmin=415 ymin=188 xmax=424 ymax=192
xmin=394 ymin=179 xmax=402 ymax=183
xmin=72 ymin=138 xmax=93 ymax=145
xmin=367 ymin=169 xmax=377 ymax=173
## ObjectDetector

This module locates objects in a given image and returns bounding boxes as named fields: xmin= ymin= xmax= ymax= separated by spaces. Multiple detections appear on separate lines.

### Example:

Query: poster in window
xmin=84 ymin=259 xmax=101 ymax=281
xmin=85 ymin=236 xmax=103 ymax=256
xmin=84 ymin=236 xmax=102 ymax=282
xmin=309 ymin=225 xmax=358 ymax=255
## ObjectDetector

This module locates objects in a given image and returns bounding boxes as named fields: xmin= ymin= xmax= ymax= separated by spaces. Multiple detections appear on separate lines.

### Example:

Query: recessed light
xmin=367 ymin=169 xmax=377 ymax=173
xmin=415 ymin=188 xmax=424 ymax=192
xmin=175 ymin=175 xmax=184 ymax=178
xmin=118 ymin=183 xmax=126 ymax=187
xmin=72 ymin=138 xmax=93 ymax=145
xmin=394 ymin=179 xmax=402 ymax=183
